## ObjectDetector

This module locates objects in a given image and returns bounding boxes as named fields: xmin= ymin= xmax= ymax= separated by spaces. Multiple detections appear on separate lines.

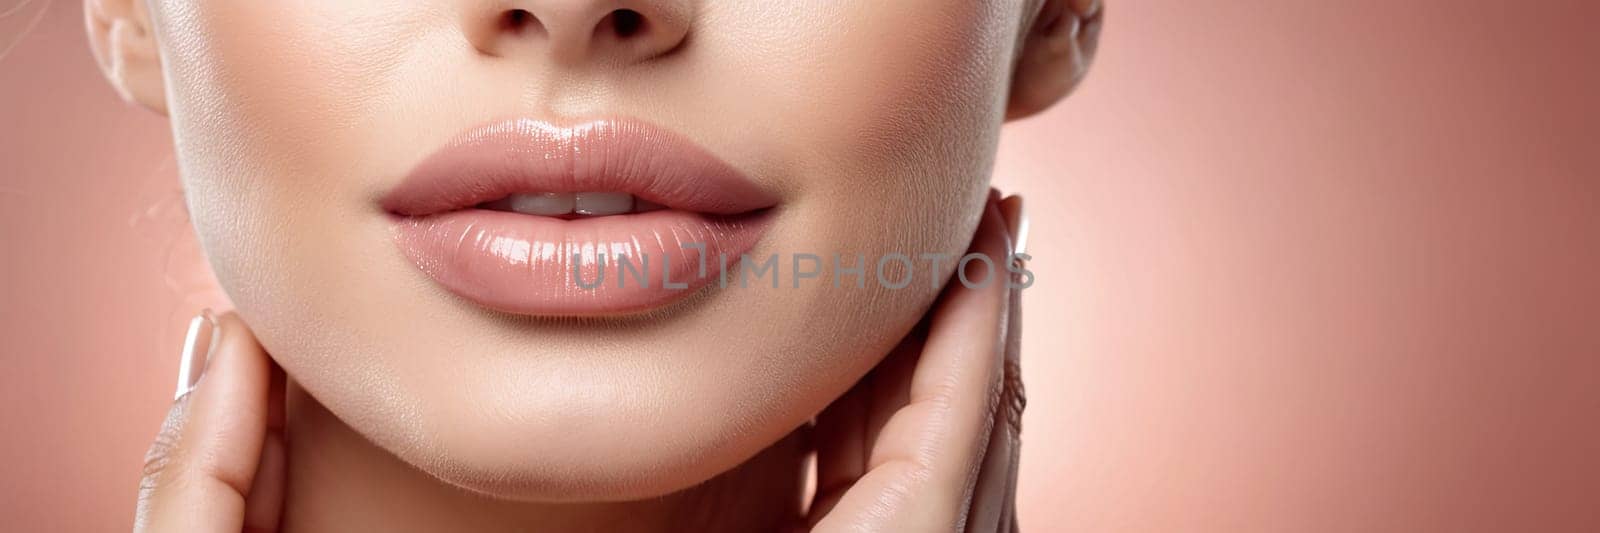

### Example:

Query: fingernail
xmin=1000 ymin=195 xmax=1029 ymax=256
xmin=1072 ymin=0 xmax=1102 ymax=18
xmin=175 ymin=309 xmax=218 ymax=400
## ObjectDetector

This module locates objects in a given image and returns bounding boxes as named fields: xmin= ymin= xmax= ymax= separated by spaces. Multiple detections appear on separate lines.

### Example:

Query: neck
xmin=280 ymin=382 xmax=807 ymax=532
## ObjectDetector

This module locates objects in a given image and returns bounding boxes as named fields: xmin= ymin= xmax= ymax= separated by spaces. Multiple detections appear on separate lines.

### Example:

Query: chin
xmin=421 ymin=430 xmax=753 ymax=502
xmin=378 ymin=370 xmax=805 ymax=502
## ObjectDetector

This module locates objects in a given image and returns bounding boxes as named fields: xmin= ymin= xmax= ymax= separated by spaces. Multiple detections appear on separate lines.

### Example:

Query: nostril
xmin=473 ymin=5 xmax=682 ymax=61
xmin=501 ymin=9 xmax=539 ymax=34
xmin=607 ymin=9 xmax=646 ymax=39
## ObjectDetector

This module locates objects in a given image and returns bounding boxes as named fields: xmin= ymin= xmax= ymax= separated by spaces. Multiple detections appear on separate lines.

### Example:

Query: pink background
xmin=4 ymin=1 xmax=1598 ymax=531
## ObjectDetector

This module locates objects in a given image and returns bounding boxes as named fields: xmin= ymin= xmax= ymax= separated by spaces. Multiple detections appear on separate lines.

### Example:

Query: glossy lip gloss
xmin=382 ymin=118 xmax=779 ymax=316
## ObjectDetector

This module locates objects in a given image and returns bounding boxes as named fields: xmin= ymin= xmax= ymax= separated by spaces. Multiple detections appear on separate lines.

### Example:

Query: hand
xmin=803 ymin=191 xmax=1028 ymax=532
xmin=135 ymin=311 xmax=287 ymax=532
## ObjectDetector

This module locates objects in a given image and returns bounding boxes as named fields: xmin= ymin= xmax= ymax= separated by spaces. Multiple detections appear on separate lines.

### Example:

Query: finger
xmin=809 ymin=321 xmax=924 ymax=526
xmin=243 ymin=363 xmax=288 ymax=532
xmin=968 ymin=401 xmax=1017 ymax=533
xmin=813 ymin=198 xmax=1014 ymax=532
xmin=968 ymin=195 xmax=1029 ymax=532
xmin=811 ymin=192 xmax=1012 ymax=524
xmin=1074 ymin=0 xmax=1104 ymax=65
xmin=135 ymin=311 xmax=277 ymax=533
xmin=809 ymin=358 xmax=873 ymax=523
xmin=1070 ymin=0 xmax=1101 ymax=20
xmin=1001 ymin=195 xmax=1029 ymax=533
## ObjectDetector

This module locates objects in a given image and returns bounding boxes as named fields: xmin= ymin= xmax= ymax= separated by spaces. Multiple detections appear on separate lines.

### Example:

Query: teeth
xmin=573 ymin=192 xmax=634 ymax=216
xmin=486 ymin=192 xmax=653 ymax=217
xmin=634 ymin=198 xmax=667 ymax=212
xmin=507 ymin=193 xmax=575 ymax=216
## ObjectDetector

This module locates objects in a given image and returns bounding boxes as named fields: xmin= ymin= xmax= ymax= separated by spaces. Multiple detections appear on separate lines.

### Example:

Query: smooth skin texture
xmin=91 ymin=0 xmax=1100 ymax=530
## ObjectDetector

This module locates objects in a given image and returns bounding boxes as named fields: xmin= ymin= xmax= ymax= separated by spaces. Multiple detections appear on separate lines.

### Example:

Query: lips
xmin=382 ymin=118 xmax=778 ymax=316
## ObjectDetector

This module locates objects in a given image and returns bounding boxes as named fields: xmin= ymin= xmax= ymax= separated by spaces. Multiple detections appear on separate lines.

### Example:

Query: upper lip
xmin=381 ymin=118 xmax=778 ymax=217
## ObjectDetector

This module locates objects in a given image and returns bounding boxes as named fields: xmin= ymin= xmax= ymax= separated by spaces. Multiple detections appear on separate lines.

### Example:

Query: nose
xmin=465 ymin=0 xmax=691 ymax=66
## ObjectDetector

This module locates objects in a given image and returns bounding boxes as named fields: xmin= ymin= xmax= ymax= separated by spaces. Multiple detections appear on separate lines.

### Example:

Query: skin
xmin=89 ymin=0 xmax=1102 ymax=530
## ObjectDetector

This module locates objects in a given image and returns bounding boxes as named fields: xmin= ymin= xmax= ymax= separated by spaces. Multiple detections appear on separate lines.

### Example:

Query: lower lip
xmin=392 ymin=209 xmax=771 ymax=315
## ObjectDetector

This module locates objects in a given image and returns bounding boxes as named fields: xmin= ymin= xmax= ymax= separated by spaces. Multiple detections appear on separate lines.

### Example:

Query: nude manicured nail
xmin=1071 ymin=0 xmax=1102 ymax=18
xmin=175 ymin=309 xmax=218 ymax=400
xmin=1000 ymin=195 xmax=1029 ymax=256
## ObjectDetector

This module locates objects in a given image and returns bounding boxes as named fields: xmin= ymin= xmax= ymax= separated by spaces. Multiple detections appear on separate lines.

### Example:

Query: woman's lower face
xmin=150 ymin=0 xmax=1026 ymax=500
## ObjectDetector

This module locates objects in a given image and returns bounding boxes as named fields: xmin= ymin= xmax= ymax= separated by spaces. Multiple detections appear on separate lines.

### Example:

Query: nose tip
xmin=469 ymin=0 xmax=690 ymax=66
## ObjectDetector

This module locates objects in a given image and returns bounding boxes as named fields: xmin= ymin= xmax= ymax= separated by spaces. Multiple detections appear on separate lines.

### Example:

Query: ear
xmin=85 ymin=0 xmax=167 ymax=115
xmin=1006 ymin=0 xmax=1102 ymax=120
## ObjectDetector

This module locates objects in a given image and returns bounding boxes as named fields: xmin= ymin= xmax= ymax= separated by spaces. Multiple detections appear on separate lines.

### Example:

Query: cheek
xmin=686 ymin=0 xmax=1024 ymax=424
xmin=150 ymin=2 xmax=452 ymax=428
xmin=153 ymin=0 xmax=449 ymax=231
xmin=151 ymin=1 xmax=444 ymax=329
xmin=696 ymin=0 xmax=1019 ymax=178
xmin=689 ymin=0 xmax=1018 ymax=258
xmin=689 ymin=0 xmax=1020 ymax=318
